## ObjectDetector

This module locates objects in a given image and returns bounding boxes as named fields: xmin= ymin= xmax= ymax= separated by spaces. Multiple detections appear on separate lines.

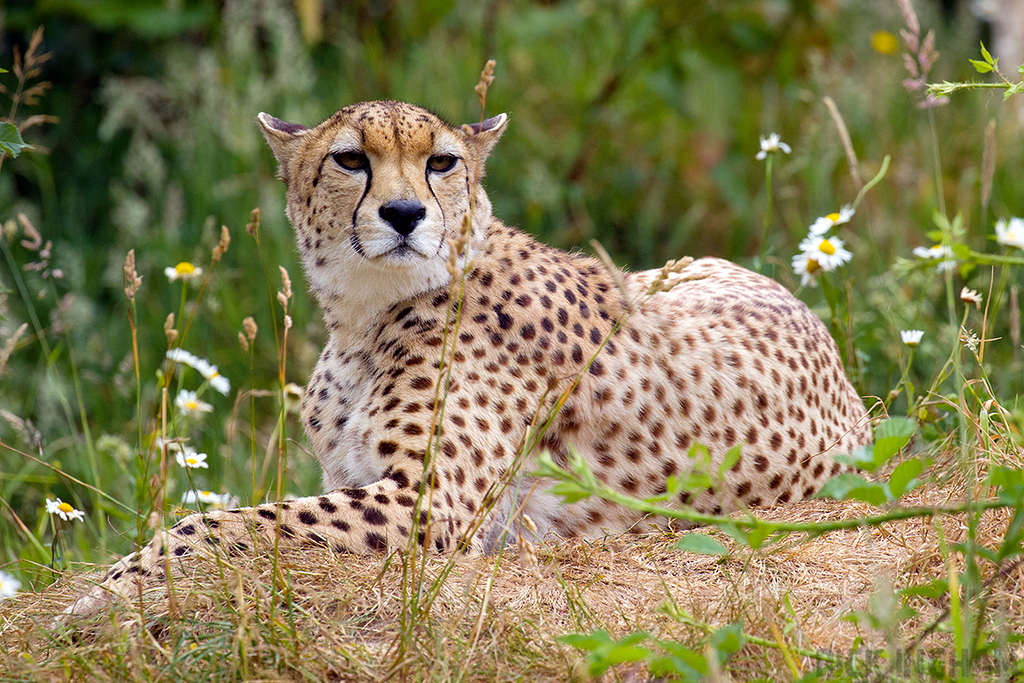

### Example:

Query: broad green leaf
xmin=709 ymin=622 xmax=746 ymax=657
xmin=950 ymin=243 xmax=971 ymax=261
xmin=744 ymin=522 xmax=775 ymax=550
xmin=651 ymin=643 xmax=708 ymax=678
xmin=0 ymin=122 xmax=29 ymax=158
xmin=900 ymin=578 xmax=948 ymax=599
xmin=676 ymin=533 xmax=728 ymax=556
xmin=558 ymin=632 xmax=610 ymax=651
xmin=598 ymin=640 xmax=652 ymax=668
xmin=989 ymin=466 xmax=1024 ymax=503
xmin=888 ymin=459 xmax=924 ymax=498
xmin=817 ymin=473 xmax=888 ymax=505
xmin=718 ymin=522 xmax=749 ymax=547
xmin=834 ymin=444 xmax=877 ymax=469
xmin=970 ymin=59 xmax=993 ymax=73
xmin=867 ymin=417 xmax=917 ymax=471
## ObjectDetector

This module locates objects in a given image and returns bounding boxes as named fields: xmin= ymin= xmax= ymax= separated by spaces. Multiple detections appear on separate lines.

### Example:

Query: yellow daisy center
xmin=818 ymin=240 xmax=836 ymax=256
xmin=186 ymin=457 xmax=198 ymax=465
xmin=58 ymin=502 xmax=74 ymax=514
xmin=826 ymin=212 xmax=840 ymax=222
xmin=201 ymin=491 xmax=212 ymax=496
xmin=175 ymin=262 xmax=196 ymax=275
xmin=806 ymin=258 xmax=821 ymax=274
xmin=871 ymin=31 xmax=899 ymax=56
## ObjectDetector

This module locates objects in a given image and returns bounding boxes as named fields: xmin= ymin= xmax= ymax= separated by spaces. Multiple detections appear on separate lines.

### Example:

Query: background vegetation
xmin=2 ymin=0 xmax=1024 ymax=680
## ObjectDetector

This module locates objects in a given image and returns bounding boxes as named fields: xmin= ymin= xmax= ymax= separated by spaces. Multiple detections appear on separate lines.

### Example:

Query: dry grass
xmin=1 ymin=479 xmax=1021 ymax=681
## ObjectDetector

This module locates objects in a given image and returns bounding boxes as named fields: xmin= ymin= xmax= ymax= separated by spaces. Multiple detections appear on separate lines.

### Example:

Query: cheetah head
xmin=258 ymin=101 xmax=507 ymax=322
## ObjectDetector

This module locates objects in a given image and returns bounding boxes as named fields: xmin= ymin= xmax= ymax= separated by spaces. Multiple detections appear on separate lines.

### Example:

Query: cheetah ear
xmin=460 ymin=113 xmax=508 ymax=163
xmin=257 ymin=113 xmax=309 ymax=183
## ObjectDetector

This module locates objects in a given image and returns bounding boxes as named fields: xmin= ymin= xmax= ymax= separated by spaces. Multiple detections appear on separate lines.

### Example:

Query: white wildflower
xmin=809 ymin=205 xmax=855 ymax=236
xmin=995 ymin=217 xmax=1024 ymax=250
xmin=182 ymin=490 xmax=238 ymax=510
xmin=166 ymin=348 xmax=201 ymax=369
xmin=791 ymin=251 xmax=823 ymax=287
xmin=165 ymin=261 xmax=203 ymax=282
xmin=175 ymin=390 xmax=213 ymax=417
xmin=912 ymin=244 xmax=957 ymax=272
xmin=166 ymin=349 xmax=230 ymax=395
xmin=960 ymin=287 xmax=983 ymax=308
xmin=45 ymin=497 xmax=85 ymax=522
xmin=756 ymin=133 xmax=791 ymax=160
xmin=194 ymin=358 xmax=230 ymax=395
xmin=175 ymin=449 xmax=209 ymax=469
xmin=797 ymin=234 xmax=853 ymax=271
xmin=901 ymin=330 xmax=924 ymax=347
xmin=0 ymin=571 xmax=20 ymax=600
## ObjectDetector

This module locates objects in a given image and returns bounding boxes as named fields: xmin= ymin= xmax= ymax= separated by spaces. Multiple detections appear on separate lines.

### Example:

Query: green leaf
xmin=839 ymin=417 xmax=917 ymax=473
xmin=989 ymin=466 xmax=1024 ymax=503
xmin=980 ymin=41 xmax=995 ymax=66
xmin=676 ymin=533 xmax=728 ymax=556
xmin=559 ymin=632 xmax=610 ymax=651
xmin=0 ymin=122 xmax=30 ymax=158
xmin=744 ymin=522 xmax=776 ymax=550
xmin=970 ymin=59 xmax=993 ymax=74
xmin=888 ymin=459 xmax=924 ymax=498
xmin=549 ymin=480 xmax=592 ymax=504
xmin=560 ymin=631 xmax=654 ymax=677
xmin=718 ymin=444 xmax=742 ymax=479
xmin=817 ymin=473 xmax=888 ymax=505
xmin=834 ymin=444 xmax=877 ymax=469
xmin=950 ymin=243 xmax=971 ymax=261
xmin=709 ymin=622 xmax=746 ymax=657
xmin=900 ymin=578 xmax=948 ymax=599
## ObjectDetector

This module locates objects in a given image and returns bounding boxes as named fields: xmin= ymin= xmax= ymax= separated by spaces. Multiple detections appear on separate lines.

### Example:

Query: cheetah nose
xmin=379 ymin=200 xmax=426 ymax=237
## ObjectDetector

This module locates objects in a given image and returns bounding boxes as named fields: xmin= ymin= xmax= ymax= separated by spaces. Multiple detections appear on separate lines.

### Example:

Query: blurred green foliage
xmin=1 ymin=0 xmax=1023 ymax=571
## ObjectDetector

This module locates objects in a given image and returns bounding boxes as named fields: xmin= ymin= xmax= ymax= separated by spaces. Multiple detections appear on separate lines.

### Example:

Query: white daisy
xmin=175 ymin=390 xmax=213 ymax=417
xmin=797 ymin=234 xmax=853 ymax=271
xmin=193 ymin=358 xmax=230 ymax=395
xmin=45 ymin=497 xmax=85 ymax=522
xmin=808 ymin=205 xmax=855 ymax=236
xmin=995 ymin=217 xmax=1024 ymax=250
xmin=901 ymin=330 xmax=924 ymax=347
xmin=0 ymin=570 xmax=21 ymax=600
xmin=175 ymin=449 xmax=209 ymax=469
xmin=165 ymin=261 xmax=203 ymax=283
xmin=182 ymin=490 xmax=238 ymax=510
xmin=166 ymin=348 xmax=201 ymax=368
xmin=755 ymin=133 xmax=791 ymax=160
xmin=791 ymin=251 xmax=823 ymax=287
xmin=912 ymin=244 xmax=957 ymax=272
xmin=166 ymin=349 xmax=230 ymax=395
xmin=960 ymin=287 xmax=983 ymax=308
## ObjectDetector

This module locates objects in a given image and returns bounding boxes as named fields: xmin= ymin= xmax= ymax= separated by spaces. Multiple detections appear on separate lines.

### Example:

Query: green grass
xmin=3 ymin=1 xmax=1024 ymax=680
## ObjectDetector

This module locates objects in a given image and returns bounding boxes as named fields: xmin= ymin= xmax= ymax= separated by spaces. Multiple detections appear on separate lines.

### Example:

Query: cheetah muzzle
xmin=63 ymin=100 xmax=872 ymax=618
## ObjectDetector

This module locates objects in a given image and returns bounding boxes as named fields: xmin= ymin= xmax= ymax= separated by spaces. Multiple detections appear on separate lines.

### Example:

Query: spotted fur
xmin=65 ymin=100 xmax=871 ymax=615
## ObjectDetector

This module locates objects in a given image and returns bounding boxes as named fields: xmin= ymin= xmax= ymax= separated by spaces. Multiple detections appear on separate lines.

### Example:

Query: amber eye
xmin=427 ymin=154 xmax=458 ymax=173
xmin=332 ymin=151 xmax=368 ymax=171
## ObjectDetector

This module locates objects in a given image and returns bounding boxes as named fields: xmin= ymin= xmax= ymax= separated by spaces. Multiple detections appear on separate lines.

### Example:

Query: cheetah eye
xmin=427 ymin=154 xmax=458 ymax=173
xmin=332 ymin=151 xmax=369 ymax=171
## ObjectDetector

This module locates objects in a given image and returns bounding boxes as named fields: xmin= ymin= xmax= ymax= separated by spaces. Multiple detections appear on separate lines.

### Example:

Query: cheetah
xmin=65 ymin=100 xmax=872 ymax=615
